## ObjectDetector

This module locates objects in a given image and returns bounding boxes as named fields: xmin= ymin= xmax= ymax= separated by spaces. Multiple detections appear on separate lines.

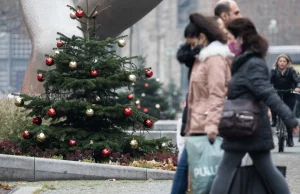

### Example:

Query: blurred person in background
xmin=270 ymin=54 xmax=300 ymax=147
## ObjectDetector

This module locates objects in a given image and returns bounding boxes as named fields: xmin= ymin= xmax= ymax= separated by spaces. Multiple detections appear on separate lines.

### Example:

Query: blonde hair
xmin=273 ymin=54 xmax=292 ymax=67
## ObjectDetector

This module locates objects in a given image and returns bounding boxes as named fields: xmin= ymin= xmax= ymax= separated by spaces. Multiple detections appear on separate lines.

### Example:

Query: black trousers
xmin=180 ymin=93 xmax=188 ymax=136
xmin=210 ymin=151 xmax=290 ymax=194
xmin=271 ymin=93 xmax=296 ymax=135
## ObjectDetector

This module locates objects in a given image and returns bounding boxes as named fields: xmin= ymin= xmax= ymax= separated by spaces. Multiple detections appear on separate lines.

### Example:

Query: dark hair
xmin=227 ymin=18 xmax=268 ymax=56
xmin=184 ymin=22 xmax=199 ymax=38
xmin=189 ymin=13 xmax=227 ymax=44
xmin=214 ymin=2 xmax=230 ymax=17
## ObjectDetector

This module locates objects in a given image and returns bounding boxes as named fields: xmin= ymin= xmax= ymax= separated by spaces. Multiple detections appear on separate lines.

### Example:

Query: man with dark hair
xmin=214 ymin=0 xmax=242 ymax=22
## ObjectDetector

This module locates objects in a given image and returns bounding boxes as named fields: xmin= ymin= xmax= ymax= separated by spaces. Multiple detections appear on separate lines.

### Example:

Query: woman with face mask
xmin=210 ymin=18 xmax=299 ymax=194
xmin=170 ymin=13 xmax=233 ymax=194
xmin=270 ymin=54 xmax=300 ymax=147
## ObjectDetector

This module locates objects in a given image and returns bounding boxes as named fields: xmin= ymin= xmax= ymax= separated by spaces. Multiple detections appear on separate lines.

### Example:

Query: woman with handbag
xmin=210 ymin=18 xmax=299 ymax=194
xmin=170 ymin=13 xmax=233 ymax=194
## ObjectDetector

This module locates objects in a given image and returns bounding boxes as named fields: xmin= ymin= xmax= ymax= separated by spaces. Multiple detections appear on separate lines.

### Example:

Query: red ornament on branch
xmin=144 ymin=119 xmax=153 ymax=128
xmin=91 ymin=70 xmax=99 ymax=77
xmin=145 ymin=69 xmax=153 ymax=78
xmin=45 ymin=57 xmax=54 ymax=66
xmin=144 ymin=83 xmax=149 ymax=88
xmin=102 ymin=148 xmax=111 ymax=157
xmin=127 ymin=94 xmax=134 ymax=100
xmin=143 ymin=108 xmax=148 ymax=113
xmin=124 ymin=107 xmax=133 ymax=117
xmin=69 ymin=140 xmax=77 ymax=146
xmin=22 ymin=130 xmax=30 ymax=139
xmin=37 ymin=74 xmax=44 ymax=82
xmin=48 ymin=108 xmax=56 ymax=117
xmin=137 ymin=105 xmax=141 ymax=109
xmin=57 ymin=40 xmax=64 ymax=48
xmin=32 ymin=116 xmax=42 ymax=125
xmin=75 ymin=9 xmax=84 ymax=18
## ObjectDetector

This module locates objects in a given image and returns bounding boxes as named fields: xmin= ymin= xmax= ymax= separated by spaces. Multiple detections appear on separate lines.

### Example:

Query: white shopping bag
xmin=176 ymin=118 xmax=186 ymax=162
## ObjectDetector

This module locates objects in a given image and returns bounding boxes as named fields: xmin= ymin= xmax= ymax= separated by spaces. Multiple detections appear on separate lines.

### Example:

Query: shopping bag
xmin=228 ymin=165 xmax=286 ymax=194
xmin=185 ymin=136 xmax=224 ymax=194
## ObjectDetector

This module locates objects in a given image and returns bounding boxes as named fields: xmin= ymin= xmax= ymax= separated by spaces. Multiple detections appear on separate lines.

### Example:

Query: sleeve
xmin=204 ymin=57 xmax=229 ymax=135
xmin=246 ymin=60 xmax=298 ymax=129
xmin=291 ymin=68 xmax=300 ymax=88
xmin=270 ymin=68 xmax=276 ymax=85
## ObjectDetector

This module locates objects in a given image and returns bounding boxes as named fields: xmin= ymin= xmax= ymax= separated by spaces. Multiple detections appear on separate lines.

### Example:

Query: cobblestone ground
xmin=7 ymin=138 xmax=300 ymax=194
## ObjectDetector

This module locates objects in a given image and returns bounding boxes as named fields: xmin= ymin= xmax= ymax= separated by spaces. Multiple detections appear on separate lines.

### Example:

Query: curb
xmin=0 ymin=154 xmax=175 ymax=181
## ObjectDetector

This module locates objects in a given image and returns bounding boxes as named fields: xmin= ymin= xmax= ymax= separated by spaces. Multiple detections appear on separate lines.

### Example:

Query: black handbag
xmin=228 ymin=165 xmax=286 ymax=194
xmin=218 ymin=99 xmax=261 ymax=139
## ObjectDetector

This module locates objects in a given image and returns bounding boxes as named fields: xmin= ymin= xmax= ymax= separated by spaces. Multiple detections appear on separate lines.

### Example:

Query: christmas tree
xmin=12 ymin=3 xmax=170 ymax=161
xmin=163 ymin=82 xmax=182 ymax=120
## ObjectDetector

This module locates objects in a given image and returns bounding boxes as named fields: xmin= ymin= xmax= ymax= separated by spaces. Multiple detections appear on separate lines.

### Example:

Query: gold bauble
xmin=69 ymin=61 xmax=77 ymax=69
xmin=90 ymin=140 xmax=94 ymax=145
xmin=135 ymin=100 xmax=140 ymax=105
xmin=162 ymin=142 xmax=168 ymax=149
xmin=86 ymin=109 xmax=94 ymax=117
xmin=155 ymin=104 xmax=160 ymax=109
xmin=14 ymin=97 xmax=24 ymax=107
xmin=37 ymin=132 xmax=46 ymax=142
xmin=117 ymin=39 xmax=126 ymax=47
xmin=70 ymin=12 xmax=77 ymax=19
xmin=128 ymin=74 xmax=137 ymax=82
xmin=54 ymin=50 xmax=60 ymax=55
xmin=130 ymin=139 xmax=138 ymax=149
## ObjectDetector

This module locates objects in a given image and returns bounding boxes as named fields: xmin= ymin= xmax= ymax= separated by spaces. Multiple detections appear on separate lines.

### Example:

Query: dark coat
xmin=177 ymin=44 xmax=201 ymax=136
xmin=176 ymin=44 xmax=202 ymax=80
xmin=270 ymin=66 xmax=300 ymax=90
xmin=222 ymin=52 xmax=299 ymax=151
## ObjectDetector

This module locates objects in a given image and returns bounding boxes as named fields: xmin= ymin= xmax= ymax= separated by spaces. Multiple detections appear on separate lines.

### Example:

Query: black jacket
xmin=176 ymin=44 xmax=202 ymax=80
xmin=222 ymin=52 xmax=298 ymax=151
xmin=270 ymin=66 xmax=300 ymax=90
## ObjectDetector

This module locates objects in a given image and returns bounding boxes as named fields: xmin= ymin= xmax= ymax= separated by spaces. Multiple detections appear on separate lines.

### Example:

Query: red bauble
xmin=47 ymin=108 xmax=56 ymax=117
xmin=124 ymin=107 xmax=133 ymax=117
xmin=22 ymin=130 xmax=30 ymax=139
xmin=144 ymin=119 xmax=153 ymax=128
xmin=92 ymin=11 xmax=99 ymax=19
xmin=32 ymin=116 xmax=42 ymax=125
xmin=127 ymin=94 xmax=134 ymax=100
xmin=144 ymin=83 xmax=149 ymax=88
xmin=45 ymin=57 xmax=54 ymax=66
xmin=69 ymin=139 xmax=77 ymax=146
xmin=143 ymin=108 xmax=148 ymax=113
xmin=57 ymin=40 xmax=64 ymax=48
xmin=145 ymin=69 xmax=153 ymax=78
xmin=75 ymin=9 xmax=84 ymax=18
xmin=90 ymin=70 xmax=99 ymax=77
xmin=137 ymin=105 xmax=141 ymax=109
xmin=37 ymin=74 xmax=44 ymax=82
xmin=102 ymin=148 xmax=111 ymax=157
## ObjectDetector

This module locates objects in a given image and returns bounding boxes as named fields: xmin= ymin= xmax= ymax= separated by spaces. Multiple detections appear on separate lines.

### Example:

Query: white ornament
xmin=86 ymin=109 xmax=94 ymax=116
xmin=128 ymin=74 xmax=137 ymax=82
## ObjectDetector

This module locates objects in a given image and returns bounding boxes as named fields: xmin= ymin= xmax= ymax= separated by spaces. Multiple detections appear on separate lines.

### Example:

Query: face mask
xmin=228 ymin=40 xmax=243 ymax=55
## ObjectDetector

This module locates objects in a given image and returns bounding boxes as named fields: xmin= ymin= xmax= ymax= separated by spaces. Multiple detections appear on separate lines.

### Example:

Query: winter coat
xmin=185 ymin=41 xmax=233 ymax=135
xmin=270 ymin=66 xmax=300 ymax=90
xmin=222 ymin=51 xmax=299 ymax=151
xmin=176 ymin=44 xmax=202 ymax=80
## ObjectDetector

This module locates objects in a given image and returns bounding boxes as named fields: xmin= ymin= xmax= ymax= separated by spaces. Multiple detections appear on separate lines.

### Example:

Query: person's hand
xmin=207 ymin=132 xmax=217 ymax=143
xmin=293 ymin=126 xmax=299 ymax=135
xmin=294 ymin=88 xmax=300 ymax=93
